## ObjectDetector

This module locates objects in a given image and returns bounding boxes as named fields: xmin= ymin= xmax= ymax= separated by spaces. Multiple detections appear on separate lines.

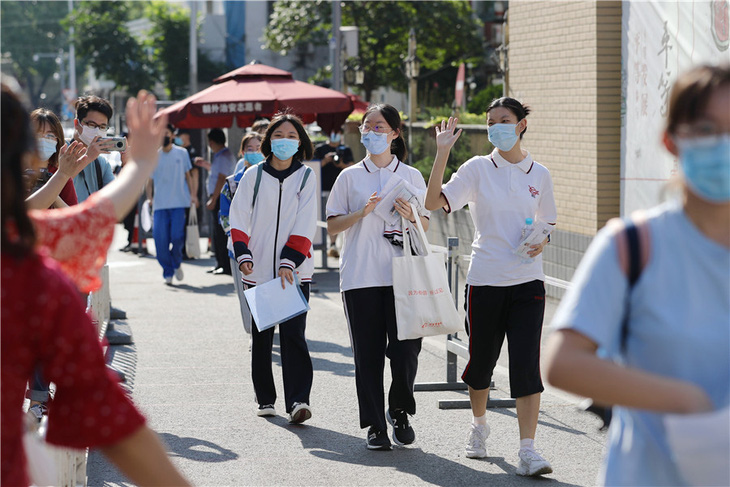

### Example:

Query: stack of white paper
xmin=243 ymin=277 xmax=310 ymax=332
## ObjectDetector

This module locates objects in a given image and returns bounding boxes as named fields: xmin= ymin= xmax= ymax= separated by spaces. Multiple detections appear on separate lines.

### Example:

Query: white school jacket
xmin=229 ymin=161 xmax=317 ymax=286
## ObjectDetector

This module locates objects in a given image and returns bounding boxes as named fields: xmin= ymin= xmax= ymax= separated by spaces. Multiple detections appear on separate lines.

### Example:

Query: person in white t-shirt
xmin=545 ymin=64 xmax=730 ymax=487
xmin=327 ymin=104 xmax=430 ymax=451
xmin=425 ymin=98 xmax=557 ymax=476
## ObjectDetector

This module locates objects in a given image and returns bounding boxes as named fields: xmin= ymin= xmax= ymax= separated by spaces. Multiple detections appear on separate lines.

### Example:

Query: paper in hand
xmin=243 ymin=276 xmax=310 ymax=332
xmin=373 ymin=175 xmax=424 ymax=226
xmin=513 ymin=220 xmax=554 ymax=259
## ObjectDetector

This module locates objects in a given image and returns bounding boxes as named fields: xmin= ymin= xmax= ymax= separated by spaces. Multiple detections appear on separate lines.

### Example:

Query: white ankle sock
xmin=473 ymin=413 xmax=487 ymax=427
xmin=520 ymin=438 xmax=535 ymax=451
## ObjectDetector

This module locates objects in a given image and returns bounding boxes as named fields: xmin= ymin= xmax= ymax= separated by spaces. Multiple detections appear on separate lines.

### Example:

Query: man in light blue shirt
xmin=70 ymin=95 xmax=117 ymax=202
xmin=147 ymin=124 xmax=198 ymax=285
xmin=194 ymin=128 xmax=236 ymax=275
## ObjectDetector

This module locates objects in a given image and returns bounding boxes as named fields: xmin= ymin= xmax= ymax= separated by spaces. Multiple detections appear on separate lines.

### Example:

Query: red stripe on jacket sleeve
xmin=231 ymin=228 xmax=250 ymax=246
xmin=285 ymin=235 xmax=312 ymax=257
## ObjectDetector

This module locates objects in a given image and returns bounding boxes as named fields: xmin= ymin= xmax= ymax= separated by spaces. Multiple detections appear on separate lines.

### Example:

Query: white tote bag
xmin=185 ymin=209 xmax=202 ymax=259
xmin=392 ymin=204 xmax=462 ymax=341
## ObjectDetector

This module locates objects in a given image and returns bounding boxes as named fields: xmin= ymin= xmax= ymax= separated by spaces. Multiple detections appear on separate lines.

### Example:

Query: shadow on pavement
xmin=158 ymin=432 xmax=239 ymax=463
xmin=272 ymin=422 xmax=583 ymax=487
xmin=488 ymin=407 xmax=587 ymax=436
xmin=167 ymin=282 xmax=234 ymax=296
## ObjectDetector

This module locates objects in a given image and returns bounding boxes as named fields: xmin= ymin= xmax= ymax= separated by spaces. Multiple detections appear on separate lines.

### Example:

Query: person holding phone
xmin=71 ymin=95 xmax=118 ymax=202
xmin=326 ymin=104 xmax=430 ymax=451
xmin=229 ymin=113 xmax=317 ymax=424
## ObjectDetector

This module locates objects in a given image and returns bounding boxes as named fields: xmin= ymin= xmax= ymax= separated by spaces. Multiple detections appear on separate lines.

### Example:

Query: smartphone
xmin=100 ymin=137 xmax=127 ymax=152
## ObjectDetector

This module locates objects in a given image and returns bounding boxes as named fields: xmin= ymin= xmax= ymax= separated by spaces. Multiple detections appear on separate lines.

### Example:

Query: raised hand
xmin=434 ymin=117 xmax=462 ymax=151
xmin=126 ymin=90 xmax=166 ymax=170
xmin=57 ymin=141 xmax=89 ymax=178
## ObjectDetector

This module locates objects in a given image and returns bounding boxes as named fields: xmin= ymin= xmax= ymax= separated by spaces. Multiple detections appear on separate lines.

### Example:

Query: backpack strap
xmin=252 ymin=164 xmax=264 ymax=210
xmin=94 ymin=159 xmax=104 ymax=190
xmin=616 ymin=214 xmax=651 ymax=352
xmin=299 ymin=166 xmax=312 ymax=193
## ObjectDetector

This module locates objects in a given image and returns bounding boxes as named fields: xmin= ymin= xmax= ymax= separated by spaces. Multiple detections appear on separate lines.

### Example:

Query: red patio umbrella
xmin=157 ymin=63 xmax=354 ymax=133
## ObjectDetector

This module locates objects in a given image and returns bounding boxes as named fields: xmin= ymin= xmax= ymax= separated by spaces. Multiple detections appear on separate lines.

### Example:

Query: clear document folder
xmin=243 ymin=277 xmax=310 ymax=332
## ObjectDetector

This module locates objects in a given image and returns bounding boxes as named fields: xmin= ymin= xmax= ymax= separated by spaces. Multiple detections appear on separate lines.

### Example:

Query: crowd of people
xmin=3 ymin=63 xmax=728 ymax=487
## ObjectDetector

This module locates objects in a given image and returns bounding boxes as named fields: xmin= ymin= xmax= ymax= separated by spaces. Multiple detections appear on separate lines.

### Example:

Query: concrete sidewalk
xmin=88 ymin=226 xmax=605 ymax=486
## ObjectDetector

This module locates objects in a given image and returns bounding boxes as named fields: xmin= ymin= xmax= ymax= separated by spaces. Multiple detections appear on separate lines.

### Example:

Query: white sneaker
xmin=164 ymin=276 xmax=173 ymax=285
xmin=465 ymin=423 xmax=490 ymax=458
xmin=516 ymin=448 xmax=553 ymax=476
xmin=175 ymin=266 xmax=184 ymax=281
xmin=288 ymin=402 xmax=312 ymax=424
xmin=257 ymin=404 xmax=276 ymax=417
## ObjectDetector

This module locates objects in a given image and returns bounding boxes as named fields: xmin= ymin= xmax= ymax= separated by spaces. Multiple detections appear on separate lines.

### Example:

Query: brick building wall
xmin=507 ymin=0 xmax=623 ymax=296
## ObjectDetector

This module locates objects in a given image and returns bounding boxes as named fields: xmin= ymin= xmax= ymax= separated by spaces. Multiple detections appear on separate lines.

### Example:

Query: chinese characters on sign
xmin=201 ymin=102 xmax=264 ymax=114
xmin=657 ymin=20 xmax=674 ymax=117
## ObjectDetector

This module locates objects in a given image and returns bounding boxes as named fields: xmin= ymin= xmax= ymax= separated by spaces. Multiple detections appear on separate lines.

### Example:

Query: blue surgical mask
xmin=271 ymin=138 xmax=300 ymax=160
xmin=360 ymin=130 xmax=390 ymax=155
xmin=488 ymin=123 xmax=519 ymax=152
xmin=677 ymin=134 xmax=730 ymax=203
xmin=245 ymin=152 xmax=265 ymax=165
xmin=36 ymin=138 xmax=57 ymax=162
xmin=174 ymin=137 xmax=183 ymax=146
xmin=330 ymin=132 xmax=341 ymax=144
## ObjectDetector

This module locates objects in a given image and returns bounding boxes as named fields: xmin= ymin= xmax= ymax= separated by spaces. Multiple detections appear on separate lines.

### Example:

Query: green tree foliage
xmin=467 ymin=84 xmax=503 ymax=114
xmin=144 ymin=2 xmax=228 ymax=98
xmin=0 ymin=0 xmax=71 ymax=106
xmin=145 ymin=1 xmax=190 ymax=99
xmin=264 ymin=1 xmax=484 ymax=102
xmin=63 ymin=1 xmax=157 ymax=93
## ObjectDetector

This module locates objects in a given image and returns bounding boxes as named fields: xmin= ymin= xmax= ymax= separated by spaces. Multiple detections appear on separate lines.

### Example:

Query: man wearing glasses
xmin=71 ymin=95 xmax=117 ymax=202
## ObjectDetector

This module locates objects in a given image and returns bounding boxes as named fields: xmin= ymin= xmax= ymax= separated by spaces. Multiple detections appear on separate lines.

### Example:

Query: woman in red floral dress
xmin=1 ymin=82 xmax=190 ymax=487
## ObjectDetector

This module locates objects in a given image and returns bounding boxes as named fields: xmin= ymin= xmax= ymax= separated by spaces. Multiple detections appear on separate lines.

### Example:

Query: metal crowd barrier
xmin=414 ymin=237 xmax=517 ymax=410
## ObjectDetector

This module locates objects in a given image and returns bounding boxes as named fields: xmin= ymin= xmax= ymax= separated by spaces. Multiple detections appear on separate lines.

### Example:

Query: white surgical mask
xmin=77 ymin=122 xmax=105 ymax=146
xmin=36 ymin=138 xmax=57 ymax=162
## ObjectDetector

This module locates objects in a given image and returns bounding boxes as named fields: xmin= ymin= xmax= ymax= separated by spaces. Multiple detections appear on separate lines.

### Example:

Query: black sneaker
xmin=387 ymin=408 xmax=415 ymax=445
xmin=366 ymin=427 xmax=392 ymax=450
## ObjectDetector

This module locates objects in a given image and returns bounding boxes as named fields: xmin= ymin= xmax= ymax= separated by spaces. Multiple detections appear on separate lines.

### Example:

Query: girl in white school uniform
xmin=327 ymin=104 xmax=430 ymax=450
xmin=229 ymin=113 xmax=317 ymax=424
xmin=425 ymin=98 xmax=557 ymax=476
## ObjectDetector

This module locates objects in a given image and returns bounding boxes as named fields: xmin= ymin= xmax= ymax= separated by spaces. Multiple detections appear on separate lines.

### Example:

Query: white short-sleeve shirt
xmin=326 ymin=156 xmax=430 ymax=292
xmin=441 ymin=149 xmax=557 ymax=287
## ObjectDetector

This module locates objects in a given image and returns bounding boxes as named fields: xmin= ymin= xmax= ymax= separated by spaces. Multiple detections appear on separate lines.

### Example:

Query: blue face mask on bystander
xmin=488 ymin=123 xmax=520 ymax=152
xmin=360 ymin=131 xmax=390 ymax=155
xmin=271 ymin=138 xmax=299 ymax=161
xmin=678 ymin=134 xmax=730 ymax=203
xmin=245 ymin=152 xmax=265 ymax=165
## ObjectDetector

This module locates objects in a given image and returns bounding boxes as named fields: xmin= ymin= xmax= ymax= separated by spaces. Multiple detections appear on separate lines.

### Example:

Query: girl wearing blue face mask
xmin=326 ymin=104 xmax=431 ymax=450
xmin=228 ymin=113 xmax=317 ymax=424
xmin=28 ymin=109 xmax=81 ymax=209
xmin=425 ymin=97 xmax=557 ymax=476
xmin=220 ymin=132 xmax=263 ymax=336
xmin=545 ymin=65 xmax=730 ymax=487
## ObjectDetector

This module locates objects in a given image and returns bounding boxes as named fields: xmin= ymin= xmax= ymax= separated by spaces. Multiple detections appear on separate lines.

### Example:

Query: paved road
xmin=87 ymin=227 xmax=605 ymax=486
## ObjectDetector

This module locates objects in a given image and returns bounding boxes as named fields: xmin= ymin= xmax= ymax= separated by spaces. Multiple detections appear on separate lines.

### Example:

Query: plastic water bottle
xmin=520 ymin=218 xmax=534 ymax=264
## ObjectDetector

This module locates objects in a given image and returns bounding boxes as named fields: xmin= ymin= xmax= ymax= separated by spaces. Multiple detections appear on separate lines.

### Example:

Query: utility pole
xmin=68 ymin=0 xmax=76 ymax=98
xmin=332 ymin=0 xmax=342 ymax=92
xmin=189 ymin=0 xmax=198 ymax=96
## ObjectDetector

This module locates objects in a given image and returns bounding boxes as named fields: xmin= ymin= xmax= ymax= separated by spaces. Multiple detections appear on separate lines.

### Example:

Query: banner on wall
xmin=621 ymin=0 xmax=729 ymax=215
